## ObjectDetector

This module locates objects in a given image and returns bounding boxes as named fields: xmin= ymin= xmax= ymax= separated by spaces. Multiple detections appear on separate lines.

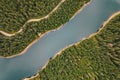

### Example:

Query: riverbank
xmin=0 ymin=0 xmax=65 ymax=37
xmin=23 ymin=73 xmax=39 ymax=80
xmin=0 ymin=24 xmax=64 ymax=58
xmin=88 ymin=11 xmax=120 ymax=38
xmin=75 ymin=11 xmax=120 ymax=45
xmin=0 ymin=0 xmax=91 ymax=57
xmin=0 ymin=33 xmax=40 ymax=58
xmin=0 ymin=0 xmax=91 ymax=59
xmin=28 ymin=10 xmax=120 ymax=80
xmin=70 ymin=1 xmax=91 ymax=21
xmin=0 ymin=0 xmax=62 ymax=34
xmin=23 ymin=1 xmax=92 ymax=80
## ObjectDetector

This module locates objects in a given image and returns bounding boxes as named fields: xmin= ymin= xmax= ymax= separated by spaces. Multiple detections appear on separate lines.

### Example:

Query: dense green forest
xmin=31 ymin=13 xmax=120 ymax=80
xmin=0 ymin=0 xmax=61 ymax=33
xmin=0 ymin=0 xmax=90 ymax=57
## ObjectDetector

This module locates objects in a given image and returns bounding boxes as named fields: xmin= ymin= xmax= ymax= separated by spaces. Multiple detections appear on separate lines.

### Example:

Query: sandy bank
xmin=23 ymin=1 xmax=92 ymax=80
xmin=24 ymin=8 xmax=120 ymax=80
xmin=0 ymin=0 xmax=65 ymax=37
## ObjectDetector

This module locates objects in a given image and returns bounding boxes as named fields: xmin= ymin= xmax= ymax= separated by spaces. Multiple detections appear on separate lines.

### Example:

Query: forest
xmin=0 ymin=0 xmax=90 ymax=57
xmin=0 ymin=0 xmax=61 ymax=33
xmin=30 ymin=12 xmax=120 ymax=80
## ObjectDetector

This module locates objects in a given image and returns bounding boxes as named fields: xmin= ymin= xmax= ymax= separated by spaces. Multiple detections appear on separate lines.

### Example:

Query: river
xmin=0 ymin=0 xmax=120 ymax=80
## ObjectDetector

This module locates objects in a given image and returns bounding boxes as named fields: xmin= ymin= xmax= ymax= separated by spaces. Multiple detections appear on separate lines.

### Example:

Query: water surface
xmin=0 ymin=0 xmax=120 ymax=80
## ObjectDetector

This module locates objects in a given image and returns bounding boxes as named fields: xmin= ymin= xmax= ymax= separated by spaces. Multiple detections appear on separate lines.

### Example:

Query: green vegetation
xmin=31 ymin=13 xmax=120 ymax=80
xmin=27 ymin=0 xmax=90 ymax=34
xmin=0 ymin=0 xmax=61 ymax=33
xmin=0 ymin=0 xmax=90 ymax=57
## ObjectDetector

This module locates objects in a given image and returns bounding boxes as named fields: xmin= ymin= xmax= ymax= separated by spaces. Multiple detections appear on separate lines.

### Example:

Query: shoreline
xmin=0 ymin=24 xmax=64 ymax=59
xmin=88 ymin=11 xmax=120 ymax=38
xmin=0 ymin=33 xmax=41 ymax=58
xmin=0 ymin=0 xmax=65 ymax=58
xmin=0 ymin=0 xmax=91 ymax=59
xmin=41 ymin=10 xmax=120 ymax=70
xmin=0 ymin=0 xmax=65 ymax=37
xmin=24 ymin=10 xmax=120 ymax=80
xmin=23 ymin=73 xmax=39 ymax=80
xmin=22 ymin=1 xmax=92 ymax=80
xmin=70 ymin=1 xmax=91 ymax=21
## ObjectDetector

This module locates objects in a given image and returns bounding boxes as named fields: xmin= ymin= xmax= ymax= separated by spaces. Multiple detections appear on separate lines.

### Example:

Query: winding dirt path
xmin=0 ymin=0 xmax=65 ymax=37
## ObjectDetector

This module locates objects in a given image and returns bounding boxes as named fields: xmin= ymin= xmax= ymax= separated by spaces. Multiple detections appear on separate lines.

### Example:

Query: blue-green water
xmin=0 ymin=0 xmax=120 ymax=80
